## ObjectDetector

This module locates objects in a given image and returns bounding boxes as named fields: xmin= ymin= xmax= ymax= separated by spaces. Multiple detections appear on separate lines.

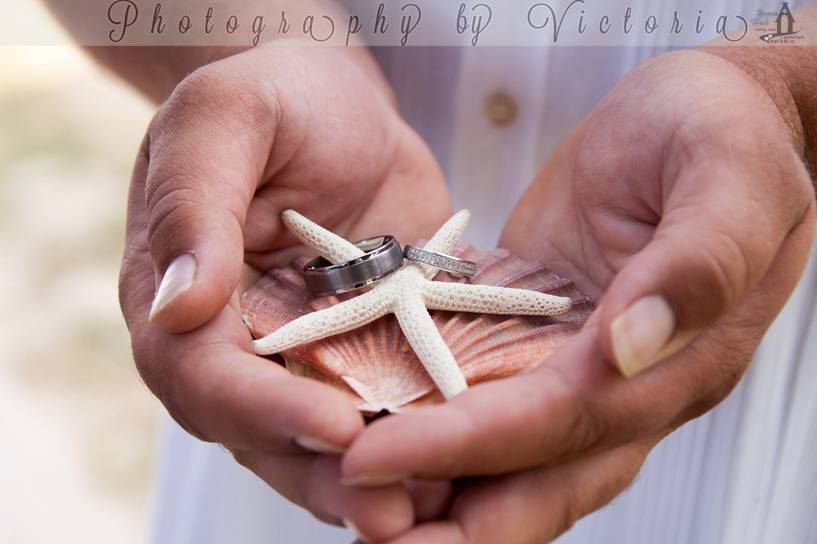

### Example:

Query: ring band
xmin=403 ymin=245 xmax=478 ymax=277
xmin=303 ymin=236 xmax=404 ymax=296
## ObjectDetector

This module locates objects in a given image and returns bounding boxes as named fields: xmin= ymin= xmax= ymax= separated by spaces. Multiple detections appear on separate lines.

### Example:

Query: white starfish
xmin=253 ymin=210 xmax=573 ymax=399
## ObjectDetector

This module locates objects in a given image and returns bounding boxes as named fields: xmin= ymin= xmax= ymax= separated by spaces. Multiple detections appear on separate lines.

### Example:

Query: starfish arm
xmin=282 ymin=209 xmax=364 ymax=264
xmin=394 ymin=292 xmax=468 ymax=399
xmin=418 ymin=210 xmax=471 ymax=279
xmin=422 ymin=281 xmax=573 ymax=316
xmin=253 ymin=289 xmax=393 ymax=355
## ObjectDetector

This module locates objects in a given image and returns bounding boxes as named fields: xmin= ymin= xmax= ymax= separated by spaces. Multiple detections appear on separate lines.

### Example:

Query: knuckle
xmin=706 ymin=233 xmax=747 ymax=302
xmin=133 ymin=338 xmax=210 ymax=443
xmin=779 ymin=159 xmax=813 ymax=204
xmin=548 ymin=471 xmax=585 ymax=538
xmin=681 ymin=231 xmax=748 ymax=325
xmin=309 ymin=511 xmax=342 ymax=528
xmin=563 ymin=399 xmax=609 ymax=458
xmin=145 ymin=180 xmax=204 ymax=252
xmin=164 ymin=338 xmax=267 ymax=448
xmin=534 ymin=366 xmax=608 ymax=459
xmin=789 ymin=167 xmax=816 ymax=223
xmin=593 ymin=452 xmax=643 ymax=505
xmin=445 ymin=515 xmax=473 ymax=544
xmin=446 ymin=405 xmax=484 ymax=474
xmin=550 ymin=451 xmax=645 ymax=541
xmin=163 ymin=66 xmax=230 ymax=123
xmin=117 ymin=247 xmax=154 ymax=326
xmin=758 ymin=141 xmax=815 ymax=221
xmin=584 ymin=400 xmax=645 ymax=450
xmin=161 ymin=358 xmax=211 ymax=442
xmin=298 ymin=458 xmax=332 ymax=520
xmin=143 ymin=162 xmax=249 ymax=262
xmin=158 ymin=64 xmax=279 ymax=140
xmin=678 ymin=329 xmax=752 ymax=421
xmin=130 ymin=337 xmax=160 ymax=396
xmin=231 ymin=449 xmax=257 ymax=471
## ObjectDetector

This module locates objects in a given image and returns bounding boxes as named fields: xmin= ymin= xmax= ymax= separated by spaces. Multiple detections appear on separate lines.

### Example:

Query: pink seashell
xmin=241 ymin=245 xmax=593 ymax=413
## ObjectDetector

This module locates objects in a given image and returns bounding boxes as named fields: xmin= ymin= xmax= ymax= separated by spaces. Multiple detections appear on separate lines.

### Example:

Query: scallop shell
xmin=241 ymin=245 xmax=593 ymax=413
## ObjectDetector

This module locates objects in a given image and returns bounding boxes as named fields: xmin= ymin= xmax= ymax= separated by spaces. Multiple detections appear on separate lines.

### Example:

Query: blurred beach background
xmin=0 ymin=3 xmax=159 ymax=542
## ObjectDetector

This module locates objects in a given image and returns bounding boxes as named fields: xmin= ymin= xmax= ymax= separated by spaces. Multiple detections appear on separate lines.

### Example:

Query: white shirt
xmin=152 ymin=1 xmax=817 ymax=542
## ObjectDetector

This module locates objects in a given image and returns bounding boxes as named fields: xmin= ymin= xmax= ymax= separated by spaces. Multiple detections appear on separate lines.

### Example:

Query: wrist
xmin=86 ymin=45 xmax=246 ymax=103
xmin=77 ymin=0 xmax=375 ymax=104
xmin=700 ymin=46 xmax=816 ymax=176
xmin=91 ymin=41 xmax=392 ymax=111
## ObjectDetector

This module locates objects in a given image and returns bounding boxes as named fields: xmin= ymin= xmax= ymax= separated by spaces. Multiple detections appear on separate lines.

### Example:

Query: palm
xmin=238 ymin=46 xmax=450 ymax=270
xmin=500 ymin=99 xmax=663 ymax=300
xmin=502 ymin=51 xmax=779 ymax=301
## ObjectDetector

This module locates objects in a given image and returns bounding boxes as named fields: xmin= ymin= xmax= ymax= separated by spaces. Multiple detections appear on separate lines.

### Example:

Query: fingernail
xmin=294 ymin=436 xmax=346 ymax=455
xmin=610 ymin=295 xmax=676 ymax=378
xmin=149 ymin=254 xmax=196 ymax=321
xmin=343 ymin=518 xmax=372 ymax=543
xmin=341 ymin=473 xmax=404 ymax=487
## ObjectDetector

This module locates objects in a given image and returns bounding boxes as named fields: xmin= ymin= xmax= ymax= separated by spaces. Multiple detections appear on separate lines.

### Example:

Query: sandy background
xmin=0 ymin=3 xmax=159 ymax=542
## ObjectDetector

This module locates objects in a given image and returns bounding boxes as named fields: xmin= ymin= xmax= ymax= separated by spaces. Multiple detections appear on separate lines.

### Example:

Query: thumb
xmin=144 ymin=66 xmax=277 ymax=333
xmin=600 ymin=162 xmax=811 ymax=378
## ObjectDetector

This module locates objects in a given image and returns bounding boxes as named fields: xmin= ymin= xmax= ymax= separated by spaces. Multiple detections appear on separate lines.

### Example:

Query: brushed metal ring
xmin=303 ymin=236 xmax=404 ymax=296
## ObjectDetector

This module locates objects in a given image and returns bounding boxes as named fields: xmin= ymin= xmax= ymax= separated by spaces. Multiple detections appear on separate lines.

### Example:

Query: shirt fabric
xmin=151 ymin=1 xmax=817 ymax=542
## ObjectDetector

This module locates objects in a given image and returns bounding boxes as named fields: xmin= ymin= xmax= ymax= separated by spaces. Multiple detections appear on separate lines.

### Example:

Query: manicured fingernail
xmin=610 ymin=295 xmax=676 ymax=378
xmin=294 ymin=436 xmax=346 ymax=455
xmin=149 ymin=254 xmax=196 ymax=321
xmin=341 ymin=473 xmax=404 ymax=487
xmin=343 ymin=518 xmax=372 ymax=543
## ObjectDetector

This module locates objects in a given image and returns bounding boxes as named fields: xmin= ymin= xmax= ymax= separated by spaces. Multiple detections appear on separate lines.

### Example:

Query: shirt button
xmin=484 ymin=92 xmax=518 ymax=127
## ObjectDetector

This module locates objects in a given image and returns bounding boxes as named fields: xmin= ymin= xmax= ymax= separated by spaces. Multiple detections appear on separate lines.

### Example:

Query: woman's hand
xmin=119 ymin=44 xmax=451 ymax=541
xmin=340 ymin=50 xmax=816 ymax=543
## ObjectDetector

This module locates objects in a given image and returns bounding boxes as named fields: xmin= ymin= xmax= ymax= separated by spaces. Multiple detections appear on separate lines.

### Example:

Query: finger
xmin=385 ymin=438 xmax=654 ymax=544
xmin=144 ymin=319 xmax=366 ymax=454
xmin=341 ymin=331 xmax=622 ymax=483
xmin=143 ymin=55 xmax=279 ymax=333
xmin=341 ymin=194 xmax=815 ymax=482
xmin=405 ymin=480 xmax=454 ymax=523
xmin=234 ymin=452 xmax=414 ymax=543
xmin=600 ymin=145 xmax=814 ymax=378
xmin=122 ymin=150 xmax=364 ymax=455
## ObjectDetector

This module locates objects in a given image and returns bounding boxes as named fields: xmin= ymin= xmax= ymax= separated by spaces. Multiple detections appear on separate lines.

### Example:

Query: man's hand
xmin=119 ymin=44 xmax=451 ymax=540
xmin=340 ymin=50 xmax=816 ymax=542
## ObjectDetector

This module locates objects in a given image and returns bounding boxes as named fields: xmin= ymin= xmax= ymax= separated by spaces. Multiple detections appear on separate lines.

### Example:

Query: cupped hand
xmin=341 ymin=50 xmax=816 ymax=542
xmin=119 ymin=44 xmax=452 ymax=540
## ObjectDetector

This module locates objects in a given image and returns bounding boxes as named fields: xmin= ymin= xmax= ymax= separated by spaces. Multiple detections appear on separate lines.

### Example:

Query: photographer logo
xmin=755 ymin=2 xmax=804 ymax=42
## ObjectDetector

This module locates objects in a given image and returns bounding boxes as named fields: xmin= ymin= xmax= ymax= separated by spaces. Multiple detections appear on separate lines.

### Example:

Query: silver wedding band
xmin=303 ymin=236 xmax=404 ymax=296
xmin=403 ymin=245 xmax=478 ymax=277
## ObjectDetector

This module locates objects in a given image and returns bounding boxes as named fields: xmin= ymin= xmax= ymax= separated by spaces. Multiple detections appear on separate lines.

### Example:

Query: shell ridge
xmin=442 ymin=316 xmax=485 ymax=349
xmin=458 ymin=322 xmax=582 ymax=365
xmin=491 ymin=263 xmax=549 ymax=288
xmin=452 ymin=318 xmax=525 ymax=357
